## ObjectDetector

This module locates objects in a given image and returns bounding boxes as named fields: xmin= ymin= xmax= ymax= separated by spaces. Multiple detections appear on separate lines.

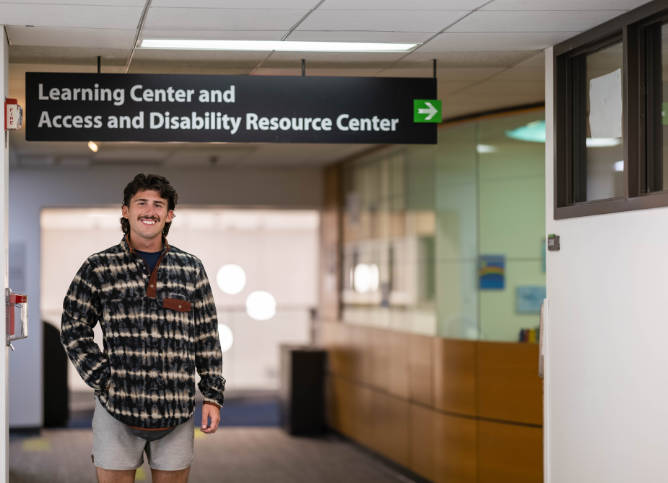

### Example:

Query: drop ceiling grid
xmin=480 ymin=0 xmax=648 ymax=10
xmin=141 ymin=30 xmax=287 ymax=41
xmin=6 ymin=26 xmax=136 ymax=49
xmin=2 ymin=0 xmax=145 ymax=5
xmin=150 ymin=0 xmax=320 ymax=7
xmin=0 ymin=3 xmax=143 ymax=29
xmin=143 ymin=7 xmax=309 ymax=31
xmin=410 ymin=32 xmax=577 ymax=54
xmin=447 ymin=10 xmax=628 ymax=32
xmin=285 ymin=31 xmax=432 ymax=43
xmin=294 ymin=9 xmax=472 ymax=32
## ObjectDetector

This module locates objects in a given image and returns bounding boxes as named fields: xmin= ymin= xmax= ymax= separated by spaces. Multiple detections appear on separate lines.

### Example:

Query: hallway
xmin=10 ymin=426 xmax=414 ymax=483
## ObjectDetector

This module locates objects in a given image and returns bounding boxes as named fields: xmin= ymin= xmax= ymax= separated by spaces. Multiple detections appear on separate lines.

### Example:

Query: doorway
xmin=40 ymin=207 xmax=319 ymax=427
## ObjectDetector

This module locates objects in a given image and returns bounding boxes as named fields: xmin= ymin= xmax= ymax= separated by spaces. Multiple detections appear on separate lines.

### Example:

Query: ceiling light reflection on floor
xmin=217 ymin=264 xmax=246 ymax=295
xmin=246 ymin=291 xmax=276 ymax=321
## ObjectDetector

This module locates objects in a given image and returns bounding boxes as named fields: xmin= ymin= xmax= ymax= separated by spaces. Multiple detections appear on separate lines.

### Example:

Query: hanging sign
xmin=25 ymin=73 xmax=437 ymax=144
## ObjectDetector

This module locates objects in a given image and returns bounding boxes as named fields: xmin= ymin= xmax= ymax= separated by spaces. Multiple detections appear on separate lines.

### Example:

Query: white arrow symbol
xmin=418 ymin=102 xmax=438 ymax=120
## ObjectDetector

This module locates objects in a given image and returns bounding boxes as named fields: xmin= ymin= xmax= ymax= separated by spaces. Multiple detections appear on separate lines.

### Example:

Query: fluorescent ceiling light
xmin=586 ymin=137 xmax=621 ymax=148
xmin=614 ymin=160 xmax=624 ymax=172
xmin=141 ymin=39 xmax=416 ymax=53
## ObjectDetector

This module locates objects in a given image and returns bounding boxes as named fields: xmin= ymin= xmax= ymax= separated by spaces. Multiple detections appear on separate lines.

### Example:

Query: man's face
xmin=122 ymin=189 xmax=174 ymax=243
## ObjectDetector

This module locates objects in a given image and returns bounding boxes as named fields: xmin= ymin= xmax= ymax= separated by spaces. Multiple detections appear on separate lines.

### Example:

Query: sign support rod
xmin=301 ymin=59 xmax=306 ymax=77
xmin=97 ymin=56 xmax=101 ymax=74
xmin=433 ymin=59 xmax=437 ymax=79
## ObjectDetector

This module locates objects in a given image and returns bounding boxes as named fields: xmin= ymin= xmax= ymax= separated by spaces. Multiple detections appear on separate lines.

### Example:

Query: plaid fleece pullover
xmin=60 ymin=237 xmax=225 ymax=428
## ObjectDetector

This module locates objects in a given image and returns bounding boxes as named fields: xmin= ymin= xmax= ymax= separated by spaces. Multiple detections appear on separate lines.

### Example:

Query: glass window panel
xmin=477 ymin=112 xmax=545 ymax=259
xmin=436 ymin=260 xmax=478 ymax=339
xmin=341 ymin=109 xmax=545 ymax=343
xmin=479 ymin=260 xmax=544 ymax=342
xmin=583 ymin=41 xmax=624 ymax=201
xmin=477 ymin=111 xmax=545 ymax=342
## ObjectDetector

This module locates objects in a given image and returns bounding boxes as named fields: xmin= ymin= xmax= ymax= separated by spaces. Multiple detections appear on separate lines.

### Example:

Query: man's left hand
xmin=201 ymin=402 xmax=221 ymax=433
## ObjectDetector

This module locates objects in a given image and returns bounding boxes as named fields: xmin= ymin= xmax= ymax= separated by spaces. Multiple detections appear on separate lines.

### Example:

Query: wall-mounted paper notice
xmin=588 ymin=68 xmax=622 ymax=138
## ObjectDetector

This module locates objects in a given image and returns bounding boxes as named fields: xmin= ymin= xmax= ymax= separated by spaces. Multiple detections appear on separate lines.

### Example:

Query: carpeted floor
xmin=11 ymin=391 xmax=417 ymax=482
xmin=10 ymin=427 xmax=414 ymax=483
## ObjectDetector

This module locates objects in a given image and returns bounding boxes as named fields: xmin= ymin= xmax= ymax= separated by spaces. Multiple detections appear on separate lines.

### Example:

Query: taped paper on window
xmin=588 ymin=68 xmax=622 ymax=138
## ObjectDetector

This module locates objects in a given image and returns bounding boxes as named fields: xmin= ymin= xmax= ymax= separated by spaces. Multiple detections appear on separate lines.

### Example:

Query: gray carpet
xmin=10 ymin=427 xmax=414 ymax=482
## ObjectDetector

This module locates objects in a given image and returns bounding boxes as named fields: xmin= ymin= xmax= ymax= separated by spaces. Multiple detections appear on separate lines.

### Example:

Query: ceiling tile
xmin=297 ymin=9 xmax=470 ymax=32
xmin=0 ymin=4 xmax=143 ymax=29
xmin=512 ymin=51 xmax=545 ymax=67
xmin=403 ymin=49 xmax=537 ymax=68
xmin=9 ymin=45 xmax=129 ymax=65
xmin=264 ymin=50 xmax=406 ymax=63
xmin=482 ymin=0 xmax=646 ymax=10
xmin=5 ymin=0 xmax=144 ymax=4
xmin=493 ymin=54 xmax=545 ymax=81
xmin=459 ymin=79 xmax=545 ymax=97
xmin=152 ymin=0 xmax=317 ymax=6
xmin=443 ymin=98 xmax=541 ymax=118
xmin=7 ymin=26 xmax=135 ymax=49
xmin=448 ymin=10 xmax=625 ymax=32
xmin=141 ymin=30 xmax=286 ymax=41
xmin=288 ymin=30 xmax=431 ymax=43
xmin=437 ymin=80 xmax=477 ymax=95
xmin=492 ymin=65 xmax=545 ymax=81
xmin=381 ymin=65 xmax=504 ymax=80
xmin=145 ymin=8 xmax=308 ymax=30
xmin=133 ymin=49 xmax=270 ymax=63
xmin=321 ymin=0 xmax=483 ymax=9
xmin=416 ymin=32 xmax=575 ymax=52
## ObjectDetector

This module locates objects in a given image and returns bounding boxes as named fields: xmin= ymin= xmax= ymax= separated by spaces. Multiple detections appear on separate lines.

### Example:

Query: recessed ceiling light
xmin=217 ymin=264 xmax=246 ymax=295
xmin=246 ymin=291 xmax=277 ymax=321
xmin=87 ymin=141 xmax=98 ymax=153
xmin=141 ymin=39 xmax=417 ymax=53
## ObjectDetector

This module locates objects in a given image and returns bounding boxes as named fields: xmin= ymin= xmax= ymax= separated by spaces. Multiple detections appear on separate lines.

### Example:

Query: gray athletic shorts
xmin=92 ymin=397 xmax=194 ymax=471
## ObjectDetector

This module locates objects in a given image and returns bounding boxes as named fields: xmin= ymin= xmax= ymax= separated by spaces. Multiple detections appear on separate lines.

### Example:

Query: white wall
xmin=1 ymin=27 xmax=10 ymax=481
xmin=9 ymin=165 xmax=322 ymax=427
xmin=545 ymin=47 xmax=668 ymax=483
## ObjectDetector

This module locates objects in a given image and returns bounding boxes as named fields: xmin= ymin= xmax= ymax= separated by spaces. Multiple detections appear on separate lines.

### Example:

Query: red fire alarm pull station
xmin=6 ymin=290 xmax=28 ymax=349
xmin=5 ymin=98 xmax=23 ymax=130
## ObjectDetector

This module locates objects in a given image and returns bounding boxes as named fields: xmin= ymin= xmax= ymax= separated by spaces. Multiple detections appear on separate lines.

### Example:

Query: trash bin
xmin=279 ymin=345 xmax=326 ymax=435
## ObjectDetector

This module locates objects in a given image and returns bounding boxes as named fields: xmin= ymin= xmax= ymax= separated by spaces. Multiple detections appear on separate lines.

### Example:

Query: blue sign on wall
xmin=516 ymin=286 xmax=546 ymax=313
xmin=479 ymin=255 xmax=505 ymax=290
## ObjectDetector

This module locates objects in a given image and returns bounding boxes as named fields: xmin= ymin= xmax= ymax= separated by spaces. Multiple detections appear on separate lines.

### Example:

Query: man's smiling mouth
xmin=140 ymin=217 xmax=158 ymax=225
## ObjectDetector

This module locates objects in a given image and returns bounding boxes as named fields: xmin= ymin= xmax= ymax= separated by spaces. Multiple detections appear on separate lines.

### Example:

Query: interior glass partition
xmin=341 ymin=108 xmax=546 ymax=342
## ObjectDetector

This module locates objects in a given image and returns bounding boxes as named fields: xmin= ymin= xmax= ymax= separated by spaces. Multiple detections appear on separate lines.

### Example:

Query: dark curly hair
xmin=120 ymin=174 xmax=178 ymax=237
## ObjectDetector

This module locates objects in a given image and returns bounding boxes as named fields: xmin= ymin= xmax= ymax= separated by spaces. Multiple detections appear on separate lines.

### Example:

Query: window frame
xmin=554 ymin=0 xmax=668 ymax=219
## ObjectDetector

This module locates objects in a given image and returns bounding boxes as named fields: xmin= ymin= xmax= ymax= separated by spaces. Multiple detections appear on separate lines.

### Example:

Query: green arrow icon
xmin=414 ymin=99 xmax=442 ymax=123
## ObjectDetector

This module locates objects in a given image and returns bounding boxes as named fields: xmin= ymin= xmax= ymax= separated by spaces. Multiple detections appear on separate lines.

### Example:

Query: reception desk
xmin=319 ymin=321 xmax=543 ymax=483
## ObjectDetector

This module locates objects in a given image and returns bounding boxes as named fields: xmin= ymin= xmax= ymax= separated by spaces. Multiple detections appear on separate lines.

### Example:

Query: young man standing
xmin=61 ymin=174 xmax=225 ymax=483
